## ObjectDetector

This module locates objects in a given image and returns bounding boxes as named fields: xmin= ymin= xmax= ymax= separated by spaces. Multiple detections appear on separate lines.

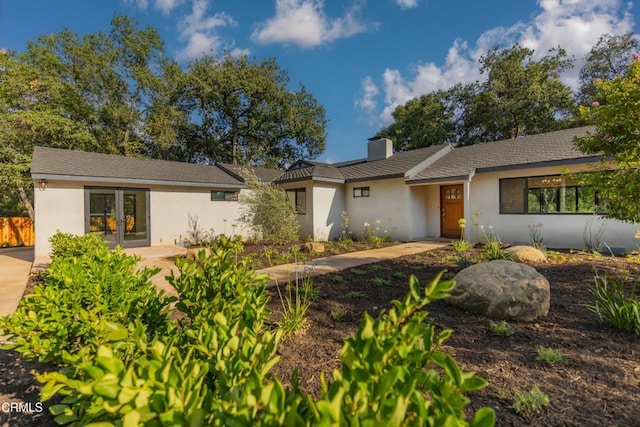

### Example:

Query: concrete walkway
xmin=258 ymin=241 xmax=447 ymax=287
xmin=0 ymin=241 xmax=448 ymax=318
xmin=0 ymin=247 xmax=34 ymax=317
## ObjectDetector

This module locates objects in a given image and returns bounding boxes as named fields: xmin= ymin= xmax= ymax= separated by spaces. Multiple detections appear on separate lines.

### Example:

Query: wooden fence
xmin=0 ymin=217 xmax=34 ymax=247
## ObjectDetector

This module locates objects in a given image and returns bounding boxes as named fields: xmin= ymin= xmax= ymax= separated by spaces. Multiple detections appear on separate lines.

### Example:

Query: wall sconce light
xmin=38 ymin=180 xmax=48 ymax=191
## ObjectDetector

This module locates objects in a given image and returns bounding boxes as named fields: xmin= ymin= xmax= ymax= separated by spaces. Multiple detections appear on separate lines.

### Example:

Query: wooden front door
xmin=440 ymin=184 xmax=464 ymax=238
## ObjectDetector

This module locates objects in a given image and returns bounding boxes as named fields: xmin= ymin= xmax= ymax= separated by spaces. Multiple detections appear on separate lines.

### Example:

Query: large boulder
xmin=505 ymin=245 xmax=547 ymax=263
xmin=446 ymin=260 xmax=550 ymax=322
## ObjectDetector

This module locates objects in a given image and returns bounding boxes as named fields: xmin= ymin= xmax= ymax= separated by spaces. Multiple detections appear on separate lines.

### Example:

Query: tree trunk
xmin=17 ymin=186 xmax=34 ymax=221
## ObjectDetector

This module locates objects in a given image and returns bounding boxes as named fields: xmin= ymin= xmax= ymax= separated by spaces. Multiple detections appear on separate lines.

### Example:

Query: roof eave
xmin=345 ymin=173 xmax=405 ymax=183
xmin=475 ymin=156 xmax=602 ymax=173
xmin=31 ymin=173 xmax=246 ymax=189
xmin=406 ymin=175 xmax=471 ymax=185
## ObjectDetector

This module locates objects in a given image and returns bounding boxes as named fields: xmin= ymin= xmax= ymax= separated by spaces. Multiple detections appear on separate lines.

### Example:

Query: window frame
xmin=211 ymin=190 xmax=239 ymax=202
xmin=499 ymin=174 xmax=602 ymax=215
xmin=286 ymin=188 xmax=307 ymax=214
xmin=353 ymin=186 xmax=370 ymax=198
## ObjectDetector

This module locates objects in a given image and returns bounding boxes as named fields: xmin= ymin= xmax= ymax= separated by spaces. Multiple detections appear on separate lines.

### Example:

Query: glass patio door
xmin=86 ymin=187 xmax=150 ymax=248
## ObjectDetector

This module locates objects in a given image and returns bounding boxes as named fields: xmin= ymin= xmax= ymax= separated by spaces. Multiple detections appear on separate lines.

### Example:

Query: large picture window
xmin=286 ymin=188 xmax=306 ymax=214
xmin=500 ymin=175 xmax=601 ymax=214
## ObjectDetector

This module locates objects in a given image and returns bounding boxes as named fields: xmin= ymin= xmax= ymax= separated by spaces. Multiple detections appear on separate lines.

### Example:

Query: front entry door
xmin=440 ymin=184 xmax=464 ymax=238
xmin=86 ymin=187 xmax=150 ymax=248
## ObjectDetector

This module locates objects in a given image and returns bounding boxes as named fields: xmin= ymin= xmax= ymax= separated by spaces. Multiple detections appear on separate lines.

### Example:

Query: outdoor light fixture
xmin=38 ymin=180 xmax=48 ymax=191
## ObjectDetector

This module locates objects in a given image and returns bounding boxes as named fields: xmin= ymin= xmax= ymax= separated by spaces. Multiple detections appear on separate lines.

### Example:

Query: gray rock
xmin=504 ymin=245 xmax=548 ymax=263
xmin=447 ymin=260 xmax=550 ymax=322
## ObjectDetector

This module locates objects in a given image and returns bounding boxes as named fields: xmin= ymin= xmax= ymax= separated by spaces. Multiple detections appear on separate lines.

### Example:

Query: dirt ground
xmin=2 ymin=245 xmax=639 ymax=426
xmin=268 ymin=247 xmax=640 ymax=426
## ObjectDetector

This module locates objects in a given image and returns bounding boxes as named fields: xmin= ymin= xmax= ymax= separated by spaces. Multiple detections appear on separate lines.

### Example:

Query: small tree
xmin=574 ymin=54 xmax=640 ymax=223
xmin=238 ymin=170 xmax=300 ymax=244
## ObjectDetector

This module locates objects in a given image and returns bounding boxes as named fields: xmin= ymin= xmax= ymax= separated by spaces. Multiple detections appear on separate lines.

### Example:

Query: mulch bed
xmin=2 ymin=246 xmax=639 ymax=426
xmin=268 ymin=248 xmax=640 ymax=426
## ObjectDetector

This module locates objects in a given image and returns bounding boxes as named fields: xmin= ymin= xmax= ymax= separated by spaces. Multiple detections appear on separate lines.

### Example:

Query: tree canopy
xmin=0 ymin=16 xmax=326 ymax=217
xmin=379 ymin=44 xmax=577 ymax=148
xmin=574 ymin=54 xmax=640 ymax=223
xmin=179 ymin=54 xmax=326 ymax=168
xmin=578 ymin=33 xmax=640 ymax=106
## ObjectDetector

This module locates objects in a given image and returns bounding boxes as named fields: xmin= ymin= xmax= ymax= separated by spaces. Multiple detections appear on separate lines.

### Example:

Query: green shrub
xmin=238 ymin=170 xmax=300 ymax=244
xmin=587 ymin=273 xmax=640 ymax=333
xmin=1 ymin=234 xmax=171 ymax=363
xmin=536 ymin=346 xmax=566 ymax=365
xmin=329 ymin=308 xmax=348 ymax=322
xmin=371 ymin=276 xmax=391 ymax=286
xmin=314 ymin=273 xmax=495 ymax=425
xmin=489 ymin=320 xmax=515 ymax=337
xmin=30 ymin=239 xmax=495 ymax=426
xmin=452 ymin=240 xmax=473 ymax=253
xmin=48 ymin=231 xmax=106 ymax=259
xmin=483 ymin=241 xmax=513 ymax=261
xmin=351 ymin=268 xmax=366 ymax=276
xmin=512 ymin=385 xmax=549 ymax=416
xmin=330 ymin=274 xmax=344 ymax=283
xmin=346 ymin=290 xmax=366 ymax=299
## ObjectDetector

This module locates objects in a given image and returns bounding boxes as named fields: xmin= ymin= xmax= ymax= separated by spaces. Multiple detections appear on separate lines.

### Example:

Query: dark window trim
xmin=499 ymin=174 xmax=603 ymax=215
xmin=211 ymin=190 xmax=239 ymax=201
xmin=286 ymin=188 xmax=307 ymax=214
xmin=353 ymin=186 xmax=370 ymax=197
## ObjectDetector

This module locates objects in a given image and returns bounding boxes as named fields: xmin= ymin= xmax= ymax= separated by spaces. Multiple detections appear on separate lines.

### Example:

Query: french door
xmin=85 ymin=187 xmax=150 ymax=248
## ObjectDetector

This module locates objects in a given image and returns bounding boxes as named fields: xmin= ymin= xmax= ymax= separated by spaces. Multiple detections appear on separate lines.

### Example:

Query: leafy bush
xmin=0 ymin=233 xmax=171 ymax=363
xmin=314 ymin=273 xmax=495 ymax=425
xmin=238 ymin=169 xmax=300 ymax=244
xmin=587 ymin=273 xmax=640 ymax=333
xmin=48 ymin=231 xmax=106 ymax=259
xmin=512 ymin=385 xmax=549 ymax=416
xmin=489 ymin=320 xmax=515 ymax=337
xmin=483 ymin=241 xmax=513 ymax=261
xmin=452 ymin=239 xmax=473 ymax=253
xmin=536 ymin=346 xmax=566 ymax=365
xmin=24 ymin=235 xmax=495 ymax=426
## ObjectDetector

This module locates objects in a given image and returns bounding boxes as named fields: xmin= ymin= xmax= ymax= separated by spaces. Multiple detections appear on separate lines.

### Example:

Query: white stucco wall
xmin=33 ymin=180 xmax=249 ymax=256
xmin=34 ymin=180 xmax=85 ymax=256
xmin=149 ymin=186 xmax=249 ymax=246
xmin=312 ymin=183 xmax=344 ymax=241
xmin=344 ymin=178 xmax=412 ymax=241
xmin=468 ymin=164 xmax=640 ymax=251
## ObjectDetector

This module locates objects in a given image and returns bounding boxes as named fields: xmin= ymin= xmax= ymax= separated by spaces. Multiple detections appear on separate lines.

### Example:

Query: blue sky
xmin=1 ymin=0 xmax=638 ymax=163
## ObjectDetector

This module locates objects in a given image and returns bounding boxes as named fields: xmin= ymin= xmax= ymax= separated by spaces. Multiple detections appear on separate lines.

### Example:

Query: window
xmin=286 ymin=188 xmax=306 ymax=214
xmin=499 ymin=175 xmax=601 ymax=214
xmin=211 ymin=190 xmax=238 ymax=201
xmin=353 ymin=186 xmax=370 ymax=197
xmin=444 ymin=187 xmax=462 ymax=200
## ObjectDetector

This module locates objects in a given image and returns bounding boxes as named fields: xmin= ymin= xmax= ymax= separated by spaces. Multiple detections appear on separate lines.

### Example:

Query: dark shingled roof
xmin=276 ymin=161 xmax=346 ymax=183
xmin=338 ymin=144 xmax=450 ymax=181
xmin=31 ymin=146 xmax=244 ymax=187
xmin=216 ymin=162 xmax=285 ymax=183
xmin=408 ymin=126 xmax=599 ymax=183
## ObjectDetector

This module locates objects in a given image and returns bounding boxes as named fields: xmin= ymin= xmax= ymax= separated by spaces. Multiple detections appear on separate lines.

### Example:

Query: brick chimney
xmin=367 ymin=136 xmax=393 ymax=161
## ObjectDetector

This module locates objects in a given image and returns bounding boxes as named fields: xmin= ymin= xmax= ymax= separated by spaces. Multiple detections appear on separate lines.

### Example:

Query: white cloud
xmin=357 ymin=0 xmax=635 ymax=125
xmin=252 ymin=0 xmax=369 ymax=48
xmin=175 ymin=0 xmax=239 ymax=60
xmin=354 ymin=76 xmax=379 ymax=112
xmin=155 ymin=0 xmax=186 ymax=14
xmin=394 ymin=0 xmax=418 ymax=9
xmin=125 ymin=0 xmax=185 ymax=14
